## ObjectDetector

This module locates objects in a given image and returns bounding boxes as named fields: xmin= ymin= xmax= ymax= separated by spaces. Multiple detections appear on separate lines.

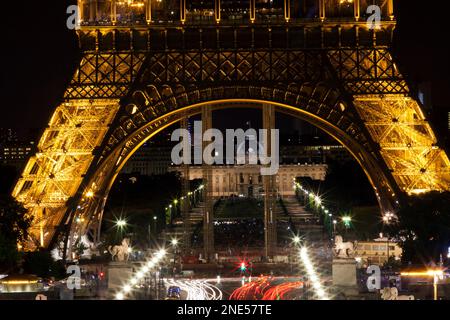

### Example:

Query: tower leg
xmin=201 ymin=105 xmax=214 ymax=262
xmin=263 ymin=104 xmax=277 ymax=260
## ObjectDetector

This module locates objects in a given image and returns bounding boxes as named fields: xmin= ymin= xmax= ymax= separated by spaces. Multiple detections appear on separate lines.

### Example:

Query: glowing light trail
xmin=164 ymin=279 xmax=223 ymax=300
xmin=299 ymin=247 xmax=329 ymax=300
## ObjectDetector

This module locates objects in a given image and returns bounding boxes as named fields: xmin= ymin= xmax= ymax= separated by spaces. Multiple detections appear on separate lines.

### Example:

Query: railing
xmin=76 ymin=0 xmax=394 ymax=28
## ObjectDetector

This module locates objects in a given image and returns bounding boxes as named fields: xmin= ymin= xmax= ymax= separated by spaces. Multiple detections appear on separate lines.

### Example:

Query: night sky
xmin=0 ymin=1 xmax=448 ymax=142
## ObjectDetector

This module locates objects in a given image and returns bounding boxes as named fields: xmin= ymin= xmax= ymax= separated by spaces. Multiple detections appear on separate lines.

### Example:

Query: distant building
xmin=121 ymin=132 xmax=174 ymax=176
xmin=354 ymin=238 xmax=402 ymax=266
xmin=121 ymin=125 xmax=349 ymax=177
xmin=0 ymin=128 xmax=35 ymax=170
xmin=280 ymin=145 xmax=353 ymax=164
xmin=121 ymin=144 xmax=173 ymax=176
xmin=169 ymin=163 xmax=327 ymax=198
xmin=0 ymin=128 xmax=18 ymax=143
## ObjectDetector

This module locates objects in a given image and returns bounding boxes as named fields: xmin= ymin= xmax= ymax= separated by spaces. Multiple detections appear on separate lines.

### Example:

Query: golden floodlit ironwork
xmin=12 ymin=0 xmax=450 ymax=252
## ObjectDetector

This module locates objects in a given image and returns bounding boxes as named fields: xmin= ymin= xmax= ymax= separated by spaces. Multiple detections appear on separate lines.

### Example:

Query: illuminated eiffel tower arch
xmin=13 ymin=0 xmax=450 ymax=252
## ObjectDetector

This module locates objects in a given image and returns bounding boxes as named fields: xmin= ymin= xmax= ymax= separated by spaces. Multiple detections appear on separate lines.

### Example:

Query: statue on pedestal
xmin=334 ymin=235 xmax=355 ymax=259
xmin=108 ymin=238 xmax=131 ymax=262
xmin=380 ymin=287 xmax=414 ymax=300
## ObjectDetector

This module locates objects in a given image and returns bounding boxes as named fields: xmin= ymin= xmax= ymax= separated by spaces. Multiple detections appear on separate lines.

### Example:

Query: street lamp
xmin=342 ymin=216 xmax=351 ymax=228
xmin=293 ymin=236 xmax=301 ymax=245
xmin=314 ymin=195 xmax=321 ymax=205
xmin=123 ymin=285 xmax=131 ymax=293
xmin=342 ymin=216 xmax=351 ymax=223
xmin=382 ymin=211 xmax=395 ymax=224
xmin=157 ymin=249 xmax=166 ymax=259
xmin=116 ymin=219 xmax=127 ymax=228
xmin=116 ymin=292 xmax=124 ymax=300
xmin=382 ymin=212 xmax=396 ymax=261
xmin=170 ymin=238 xmax=179 ymax=277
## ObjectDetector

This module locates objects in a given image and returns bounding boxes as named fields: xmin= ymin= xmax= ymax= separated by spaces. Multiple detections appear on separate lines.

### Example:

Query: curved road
xmin=164 ymin=279 xmax=223 ymax=300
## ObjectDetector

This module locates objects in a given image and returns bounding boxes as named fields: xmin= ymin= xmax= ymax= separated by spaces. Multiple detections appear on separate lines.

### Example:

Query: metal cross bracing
xmin=354 ymin=95 xmax=450 ymax=194
xmin=12 ymin=100 xmax=120 ymax=248
xmin=65 ymin=52 xmax=146 ymax=99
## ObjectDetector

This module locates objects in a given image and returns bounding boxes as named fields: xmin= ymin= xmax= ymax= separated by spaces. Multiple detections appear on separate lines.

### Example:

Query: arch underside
xmin=12 ymin=47 xmax=450 ymax=250
xmin=65 ymin=82 xmax=401 ymax=247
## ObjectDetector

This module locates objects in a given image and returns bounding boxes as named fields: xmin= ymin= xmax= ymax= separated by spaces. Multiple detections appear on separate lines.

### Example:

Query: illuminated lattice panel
xmin=13 ymin=100 xmax=120 ymax=248
xmin=353 ymin=95 xmax=450 ymax=194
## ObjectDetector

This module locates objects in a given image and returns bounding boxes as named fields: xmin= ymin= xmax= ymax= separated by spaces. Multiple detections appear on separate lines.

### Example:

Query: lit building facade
xmin=0 ymin=142 xmax=35 ymax=170
xmin=355 ymin=239 xmax=402 ymax=266
xmin=170 ymin=163 xmax=327 ymax=198
xmin=121 ymin=144 xmax=173 ymax=175
xmin=280 ymin=144 xmax=353 ymax=164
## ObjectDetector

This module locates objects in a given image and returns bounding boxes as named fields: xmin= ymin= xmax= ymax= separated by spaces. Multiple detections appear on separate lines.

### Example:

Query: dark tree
xmin=22 ymin=250 xmax=66 ymax=279
xmin=0 ymin=194 xmax=32 ymax=272
xmin=389 ymin=192 xmax=450 ymax=265
xmin=101 ymin=172 xmax=182 ymax=249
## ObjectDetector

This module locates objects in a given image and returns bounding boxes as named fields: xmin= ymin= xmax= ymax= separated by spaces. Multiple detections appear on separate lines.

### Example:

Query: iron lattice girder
xmin=12 ymin=100 xmax=121 ymax=248
xmin=103 ymin=83 xmax=366 ymax=161
xmin=141 ymin=50 xmax=331 ymax=83
xmin=327 ymin=49 xmax=408 ymax=94
xmin=65 ymin=53 xmax=146 ymax=99
xmin=353 ymin=95 xmax=450 ymax=193
xmin=93 ymin=82 xmax=398 ymax=211
xmin=96 ymin=46 xmax=405 ymax=163
xmin=64 ymin=48 xmax=406 ymax=99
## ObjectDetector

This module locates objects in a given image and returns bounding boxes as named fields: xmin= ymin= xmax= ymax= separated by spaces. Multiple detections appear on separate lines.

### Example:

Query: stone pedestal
xmin=332 ymin=259 xmax=359 ymax=297
xmin=107 ymin=262 xmax=133 ymax=292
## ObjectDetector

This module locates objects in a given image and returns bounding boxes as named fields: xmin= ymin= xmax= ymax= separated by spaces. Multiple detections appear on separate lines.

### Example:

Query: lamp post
xmin=386 ymin=235 xmax=389 ymax=263
xmin=149 ymin=215 xmax=157 ymax=243
xmin=382 ymin=212 xmax=395 ymax=263
xmin=171 ymin=238 xmax=179 ymax=276
xmin=291 ymin=236 xmax=301 ymax=274
xmin=325 ymin=210 xmax=332 ymax=236
xmin=115 ymin=219 xmax=127 ymax=239
xmin=342 ymin=216 xmax=351 ymax=228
